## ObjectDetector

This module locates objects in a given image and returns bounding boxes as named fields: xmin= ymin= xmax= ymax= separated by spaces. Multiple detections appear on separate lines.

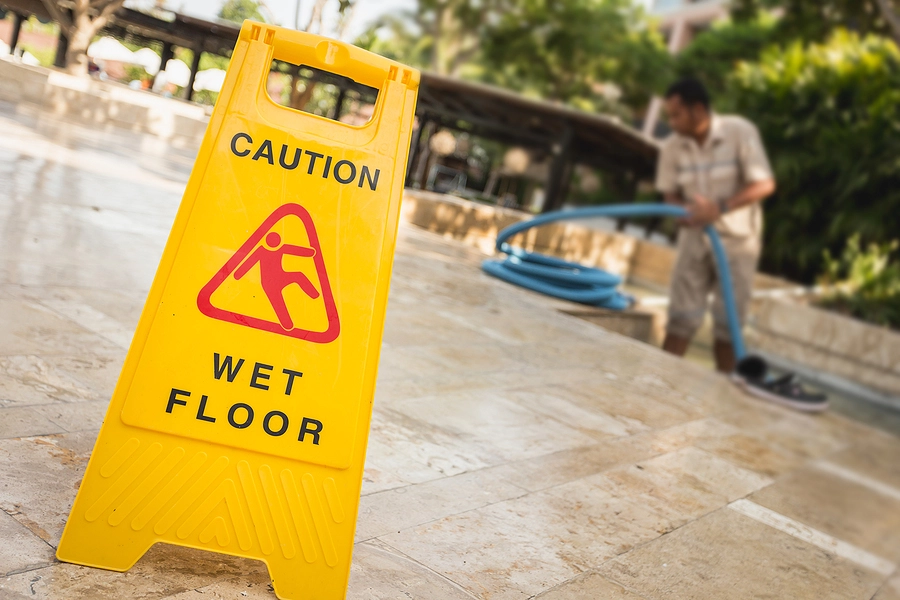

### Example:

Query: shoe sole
xmin=730 ymin=375 xmax=829 ymax=413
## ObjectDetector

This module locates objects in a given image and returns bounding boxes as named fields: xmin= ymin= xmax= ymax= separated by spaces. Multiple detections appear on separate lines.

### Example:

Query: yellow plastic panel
xmin=56 ymin=21 xmax=419 ymax=600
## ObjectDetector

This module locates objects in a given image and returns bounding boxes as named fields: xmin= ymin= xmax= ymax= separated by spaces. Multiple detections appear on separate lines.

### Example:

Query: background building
xmin=652 ymin=0 xmax=730 ymax=52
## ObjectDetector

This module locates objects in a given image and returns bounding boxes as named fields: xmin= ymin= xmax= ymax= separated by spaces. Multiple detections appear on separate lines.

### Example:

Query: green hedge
xmin=726 ymin=30 xmax=900 ymax=282
xmin=817 ymin=235 xmax=900 ymax=330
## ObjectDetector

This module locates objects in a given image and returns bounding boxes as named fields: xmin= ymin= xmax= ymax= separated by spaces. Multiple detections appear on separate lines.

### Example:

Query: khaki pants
xmin=666 ymin=229 xmax=760 ymax=342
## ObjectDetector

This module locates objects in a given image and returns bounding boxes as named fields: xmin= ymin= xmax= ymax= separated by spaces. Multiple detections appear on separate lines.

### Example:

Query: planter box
xmin=561 ymin=308 xmax=655 ymax=343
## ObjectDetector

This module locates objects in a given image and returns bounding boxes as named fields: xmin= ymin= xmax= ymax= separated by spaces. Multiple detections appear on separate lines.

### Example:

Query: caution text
xmin=230 ymin=132 xmax=381 ymax=191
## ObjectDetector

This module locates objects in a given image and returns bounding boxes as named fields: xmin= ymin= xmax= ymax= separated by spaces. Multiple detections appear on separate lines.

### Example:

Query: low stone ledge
xmin=401 ymin=189 xmax=666 ymax=284
xmin=0 ymin=58 xmax=208 ymax=144
xmin=400 ymin=189 xmax=790 ymax=295
xmin=747 ymin=298 xmax=900 ymax=397
xmin=0 ymin=57 xmax=50 ymax=104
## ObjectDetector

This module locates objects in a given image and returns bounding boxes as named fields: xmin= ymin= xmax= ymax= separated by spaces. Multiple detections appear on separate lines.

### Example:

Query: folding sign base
xmin=56 ymin=22 xmax=419 ymax=600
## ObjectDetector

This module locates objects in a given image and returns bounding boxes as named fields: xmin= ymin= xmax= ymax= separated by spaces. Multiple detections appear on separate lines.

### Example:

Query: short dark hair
xmin=665 ymin=78 xmax=710 ymax=109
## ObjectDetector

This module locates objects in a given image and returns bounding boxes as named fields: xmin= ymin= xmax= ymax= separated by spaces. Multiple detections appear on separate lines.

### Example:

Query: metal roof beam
xmin=421 ymin=109 xmax=551 ymax=147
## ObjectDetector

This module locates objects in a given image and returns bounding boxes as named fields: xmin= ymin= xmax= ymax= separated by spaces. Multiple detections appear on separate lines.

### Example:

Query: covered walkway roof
xmin=0 ymin=1 xmax=241 ymax=55
xmin=413 ymin=73 xmax=659 ymax=211
xmin=417 ymin=73 xmax=658 ymax=177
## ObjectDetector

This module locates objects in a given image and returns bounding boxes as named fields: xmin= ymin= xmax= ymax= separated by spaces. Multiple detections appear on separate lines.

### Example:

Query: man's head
xmin=664 ymin=78 xmax=711 ymax=138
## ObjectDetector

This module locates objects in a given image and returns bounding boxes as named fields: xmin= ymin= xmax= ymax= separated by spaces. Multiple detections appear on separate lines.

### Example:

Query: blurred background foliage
xmin=217 ymin=0 xmax=267 ymax=24
xmin=477 ymin=0 xmax=671 ymax=114
xmin=674 ymin=14 xmax=777 ymax=102
xmin=818 ymin=235 xmax=900 ymax=329
xmin=731 ymin=0 xmax=900 ymax=44
xmin=725 ymin=31 xmax=900 ymax=283
xmin=356 ymin=0 xmax=671 ymax=117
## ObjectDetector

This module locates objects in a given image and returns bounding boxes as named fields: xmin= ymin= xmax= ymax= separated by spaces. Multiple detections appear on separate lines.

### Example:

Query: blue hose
xmin=481 ymin=204 xmax=747 ymax=359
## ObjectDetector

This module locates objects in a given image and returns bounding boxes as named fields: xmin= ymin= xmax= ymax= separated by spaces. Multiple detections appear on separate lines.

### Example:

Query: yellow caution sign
xmin=56 ymin=22 xmax=419 ymax=599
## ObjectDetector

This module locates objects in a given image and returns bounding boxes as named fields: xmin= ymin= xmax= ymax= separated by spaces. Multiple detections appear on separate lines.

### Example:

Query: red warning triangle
xmin=197 ymin=203 xmax=340 ymax=343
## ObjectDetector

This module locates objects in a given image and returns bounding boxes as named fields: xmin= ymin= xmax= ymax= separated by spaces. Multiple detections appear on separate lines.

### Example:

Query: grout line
xmin=369 ymin=539 xmax=481 ymax=600
xmin=868 ymin=566 xmax=899 ymax=600
xmin=2 ymin=561 xmax=58 ymax=578
xmin=436 ymin=309 xmax=522 ymax=345
xmin=0 ymin=510 xmax=59 ymax=571
xmin=728 ymin=499 xmax=895 ymax=576
xmin=36 ymin=298 xmax=133 ymax=350
xmin=530 ymin=570 xmax=656 ymax=600
xmin=814 ymin=460 xmax=900 ymax=503
xmin=354 ymin=473 xmax=531 ymax=544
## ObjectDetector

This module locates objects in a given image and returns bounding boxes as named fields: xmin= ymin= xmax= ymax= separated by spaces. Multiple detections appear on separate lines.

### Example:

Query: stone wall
xmin=747 ymin=299 xmax=900 ymax=397
xmin=0 ymin=58 xmax=208 ymax=145
xmin=401 ymin=189 xmax=796 ymax=295
xmin=0 ymin=57 xmax=48 ymax=104
xmin=401 ymin=189 xmax=664 ymax=286
xmin=400 ymin=190 xmax=525 ymax=255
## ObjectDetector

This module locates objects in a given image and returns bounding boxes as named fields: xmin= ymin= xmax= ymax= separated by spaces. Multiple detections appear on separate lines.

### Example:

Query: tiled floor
xmin=1 ymin=102 xmax=899 ymax=599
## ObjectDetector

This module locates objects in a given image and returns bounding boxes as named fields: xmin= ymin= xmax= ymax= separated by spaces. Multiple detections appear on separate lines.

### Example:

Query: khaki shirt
xmin=655 ymin=114 xmax=774 ymax=239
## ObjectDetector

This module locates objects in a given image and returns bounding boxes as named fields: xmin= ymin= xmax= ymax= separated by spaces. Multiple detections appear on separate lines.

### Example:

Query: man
xmin=657 ymin=78 xmax=776 ymax=373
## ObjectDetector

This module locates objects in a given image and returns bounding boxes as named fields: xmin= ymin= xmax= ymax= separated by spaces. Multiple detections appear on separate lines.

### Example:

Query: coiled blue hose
xmin=481 ymin=204 xmax=746 ymax=359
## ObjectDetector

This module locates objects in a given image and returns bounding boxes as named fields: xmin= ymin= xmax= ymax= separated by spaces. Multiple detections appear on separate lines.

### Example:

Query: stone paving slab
xmin=749 ymin=466 xmax=900 ymax=562
xmin=1 ymin=104 xmax=899 ymax=599
xmin=875 ymin=575 xmax=900 ymax=600
xmin=599 ymin=508 xmax=886 ymax=600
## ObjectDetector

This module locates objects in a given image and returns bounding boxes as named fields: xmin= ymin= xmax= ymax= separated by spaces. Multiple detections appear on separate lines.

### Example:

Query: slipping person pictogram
xmin=197 ymin=203 xmax=340 ymax=343
xmin=233 ymin=231 xmax=320 ymax=330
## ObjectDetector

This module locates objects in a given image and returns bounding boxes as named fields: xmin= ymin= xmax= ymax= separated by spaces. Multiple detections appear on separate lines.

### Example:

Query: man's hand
xmin=682 ymin=194 xmax=721 ymax=227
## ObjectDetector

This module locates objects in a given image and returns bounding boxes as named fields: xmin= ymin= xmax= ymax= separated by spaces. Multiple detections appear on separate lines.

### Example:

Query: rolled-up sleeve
xmin=740 ymin=123 xmax=774 ymax=183
xmin=655 ymin=138 xmax=679 ymax=194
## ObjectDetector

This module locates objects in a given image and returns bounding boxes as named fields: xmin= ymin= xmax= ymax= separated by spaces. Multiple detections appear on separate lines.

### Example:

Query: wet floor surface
xmin=1 ymin=102 xmax=900 ymax=599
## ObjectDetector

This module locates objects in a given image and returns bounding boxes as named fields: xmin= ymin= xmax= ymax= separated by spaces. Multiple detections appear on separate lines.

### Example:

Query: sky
xmin=160 ymin=0 xmax=416 ymax=41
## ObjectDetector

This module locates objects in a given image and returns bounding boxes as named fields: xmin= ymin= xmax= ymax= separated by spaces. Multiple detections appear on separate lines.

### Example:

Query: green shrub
xmin=726 ymin=30 xmax=900 ymax=282
xmin=817 ymin=234 xmax=900 ymax=329
xmin=19 ymin=44 xmax=56 ymax=67
xmin=676 ymin=15 xmax=778 ymax=102
xmin=123 ymin=65 xmax=148 ymax=83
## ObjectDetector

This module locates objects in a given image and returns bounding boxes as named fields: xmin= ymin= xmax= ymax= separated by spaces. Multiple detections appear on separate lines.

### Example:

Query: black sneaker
xmin=732 ymin=355 xmax=829 ymax=413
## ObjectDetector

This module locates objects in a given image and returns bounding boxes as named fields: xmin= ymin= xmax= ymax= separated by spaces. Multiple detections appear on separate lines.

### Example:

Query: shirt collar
xmin=709 ymin=113 xmax=725 ymax=143
xmin=678 ymin=112 xmax=723 ymax=149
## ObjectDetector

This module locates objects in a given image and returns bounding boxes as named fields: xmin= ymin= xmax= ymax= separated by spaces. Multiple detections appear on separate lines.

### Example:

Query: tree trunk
xmin=65 ymin=13 xmax=93 ymax=76
xmin=305 ymin=0 xmax=328 ymax=33
xmin=290 ymin=75 xmax=318 ymax=111
xmin=41 ymin=0 xmax=125 ymax=76
xmin=335 ymin=3 xmax=357 ymax=39
xmin=874 ymin=0 xmax=900 ymax=44
xmin=432 ymin=3 xmax=447 ymax=74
